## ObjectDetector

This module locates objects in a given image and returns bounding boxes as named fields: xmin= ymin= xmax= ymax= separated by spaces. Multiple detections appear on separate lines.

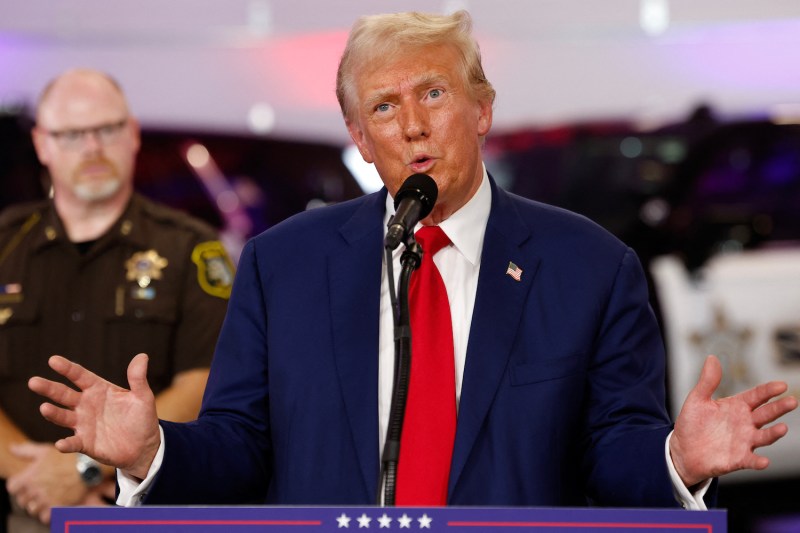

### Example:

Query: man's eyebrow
xmin=363 ymin=73 xmax=450 ymax=110
xmin=416 ymin=73 xmax=449 ymax=87
xmin=364 ymin=89 xmax=396 ymax=110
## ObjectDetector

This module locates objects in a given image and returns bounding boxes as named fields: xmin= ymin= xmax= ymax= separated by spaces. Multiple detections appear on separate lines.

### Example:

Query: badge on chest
xmin=125 ymin=249 xmax=168 ymax=300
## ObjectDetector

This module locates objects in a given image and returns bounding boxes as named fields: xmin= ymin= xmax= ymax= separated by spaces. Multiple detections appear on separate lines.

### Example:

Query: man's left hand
xmin=670 ymin=354 xmax=798 ymax=488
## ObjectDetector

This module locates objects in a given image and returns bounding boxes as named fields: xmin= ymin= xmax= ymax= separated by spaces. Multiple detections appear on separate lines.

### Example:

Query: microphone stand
xmin=377 ymin=234 xmax=422 ymax=506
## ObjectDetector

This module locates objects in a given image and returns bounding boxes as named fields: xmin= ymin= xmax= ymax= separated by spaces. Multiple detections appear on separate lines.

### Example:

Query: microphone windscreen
xmin=393 ymin=174 xmax=438 ymax=219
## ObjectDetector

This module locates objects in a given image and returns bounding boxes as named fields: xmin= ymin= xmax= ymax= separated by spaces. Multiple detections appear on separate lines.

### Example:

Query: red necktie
xmin=396 ymin=225 xmax=456 ymax=506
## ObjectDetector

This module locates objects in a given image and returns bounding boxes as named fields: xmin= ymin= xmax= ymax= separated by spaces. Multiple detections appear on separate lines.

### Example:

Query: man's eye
xmin=429 ymin=89 xmax=443 ymax=98
xmin=376 ymin=103 xmax=390 ymax=113
xmin=62 ymin=130 xmax=83 ymax=142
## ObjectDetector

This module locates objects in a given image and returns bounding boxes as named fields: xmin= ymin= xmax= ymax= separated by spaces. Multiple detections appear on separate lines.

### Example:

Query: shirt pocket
xmin=103 ymin=284 xmax=179 ymax=387
xmin=0 ymin=299 xmax=41 ymax=378
xmin=510 ymin=353 xmax=588 ymax=386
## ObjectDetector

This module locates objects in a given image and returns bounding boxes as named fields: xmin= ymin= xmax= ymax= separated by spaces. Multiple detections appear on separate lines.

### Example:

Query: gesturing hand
xmin=670 ymin=355 xmax=798 ymax=487
xmin=28 ymin=353 xmax=162 ymax=480
xmin=6 ymin=443 xmax=88 ymax=525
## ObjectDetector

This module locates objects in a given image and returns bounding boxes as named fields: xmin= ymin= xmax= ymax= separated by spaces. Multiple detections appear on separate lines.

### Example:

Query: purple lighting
xmin=662 ymin=19 xmax=800 ymax=93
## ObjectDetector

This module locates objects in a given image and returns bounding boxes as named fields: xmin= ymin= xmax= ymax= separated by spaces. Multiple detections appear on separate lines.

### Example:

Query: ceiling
xmin=2 ymin=0 xmax=800 ymax=145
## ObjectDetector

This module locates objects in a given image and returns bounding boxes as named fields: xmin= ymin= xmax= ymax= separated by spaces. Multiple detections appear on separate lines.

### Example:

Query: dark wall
xmin=0 ymin=113 xmax=43 ymax=211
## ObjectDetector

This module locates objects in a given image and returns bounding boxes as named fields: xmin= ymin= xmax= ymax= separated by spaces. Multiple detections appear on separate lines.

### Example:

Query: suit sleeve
xmin=144 ymin=240 xmax=272 ymax=504
xmin=581 ymin=248 xmax=678 ymax=506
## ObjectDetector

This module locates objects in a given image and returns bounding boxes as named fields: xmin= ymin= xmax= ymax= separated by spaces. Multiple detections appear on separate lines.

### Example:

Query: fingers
xmin=752 ymin=422 xmax=789 ymax=450
xmin=54 ymin=435 xmax=84 ymax=454
xmin=691 ymin=355 xmax=722 ymax=401
xmin=25 ymin=498 xmax=46 ymax=521
xmin=28 ymin=377 xmax=81 ymax=408
xmin=25 ymin=500 xmax=39 ymax=518
xmin=39 ymin=402 xmax=77 ymax=430
xmin=6 ymin=471 xmax=26 ymax=494
xmin=127 ymin=353 xmax=151 ymax=394
xmin=737 ymin=380 xmax=789 ymax=410
xmin=746 ymin=454 xmax=771 ymax=471
xmin=48 ymin=355 xmax=100 ymax=391
xmin=8 ymin=441 xmax=45 ymax=460
xmin=733 ymin=422 xmax=790 ymax=475
xmin=25 ymin=501 xmax=50 ymax=525
xmin=753 ymin=395 xmax=799 ymax=428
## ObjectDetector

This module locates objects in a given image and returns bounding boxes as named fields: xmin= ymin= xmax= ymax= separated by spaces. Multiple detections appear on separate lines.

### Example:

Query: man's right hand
xmin=27 ymin=353 xmax=161 ymax=480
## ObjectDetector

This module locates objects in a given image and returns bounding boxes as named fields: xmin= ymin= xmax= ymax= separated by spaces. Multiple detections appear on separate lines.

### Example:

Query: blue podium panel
xmin=52 ymin=506 xmax=726 ymax=533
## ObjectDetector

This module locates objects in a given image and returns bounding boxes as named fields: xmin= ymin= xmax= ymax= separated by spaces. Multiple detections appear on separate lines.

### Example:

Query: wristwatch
xmin=76 ymin=453 xmax=103 ymax=487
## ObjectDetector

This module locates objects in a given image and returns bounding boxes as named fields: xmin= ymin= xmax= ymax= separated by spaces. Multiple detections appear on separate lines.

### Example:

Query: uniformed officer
xmin=0 ymin=69 xmax=233 ymax=533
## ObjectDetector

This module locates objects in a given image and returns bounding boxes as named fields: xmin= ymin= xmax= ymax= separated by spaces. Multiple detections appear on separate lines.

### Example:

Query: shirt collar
xmin=30 ymin=194 xmax=146 ymax=254
xmin=384 ymin=164 xmax=491 ymax=266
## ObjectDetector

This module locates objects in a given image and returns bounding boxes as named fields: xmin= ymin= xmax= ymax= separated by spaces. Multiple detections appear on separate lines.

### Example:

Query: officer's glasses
xmin=44 ymin=118 xmax=129 ymax=150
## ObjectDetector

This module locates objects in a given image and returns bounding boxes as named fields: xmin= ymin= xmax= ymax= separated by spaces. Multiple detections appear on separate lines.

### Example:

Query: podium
xmin=51 ymin=506 xmax=726 ymax=532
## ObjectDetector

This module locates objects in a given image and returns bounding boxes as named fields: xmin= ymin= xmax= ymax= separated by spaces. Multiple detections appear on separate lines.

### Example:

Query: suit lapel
xmin=449 ymin=183 xmax=540 ymax=496
xmin=328 ymin=191 xmax=386 ymax=499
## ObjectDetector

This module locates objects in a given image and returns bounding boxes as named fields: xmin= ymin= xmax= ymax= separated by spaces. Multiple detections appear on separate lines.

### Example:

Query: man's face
xmin=32 ymin=73 xmax=140 ymax=205
xmin=346 ymin=44 xmax=492 ymax=224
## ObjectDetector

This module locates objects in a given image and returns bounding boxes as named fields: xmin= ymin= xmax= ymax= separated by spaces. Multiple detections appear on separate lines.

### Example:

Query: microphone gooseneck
xmin=379 ymin=173 xmax=437 ymax=505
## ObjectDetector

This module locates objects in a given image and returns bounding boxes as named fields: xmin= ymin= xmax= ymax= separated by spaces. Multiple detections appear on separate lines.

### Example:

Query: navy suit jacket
xmin=147 ymin=178 xmax=679 ymax=507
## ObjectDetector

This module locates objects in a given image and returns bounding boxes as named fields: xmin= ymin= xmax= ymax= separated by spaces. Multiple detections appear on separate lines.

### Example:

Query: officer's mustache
xmin=73 ymin=156 xmax=120 ymax=179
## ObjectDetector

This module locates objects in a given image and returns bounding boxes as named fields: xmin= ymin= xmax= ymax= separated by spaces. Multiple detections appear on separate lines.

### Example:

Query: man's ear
xmin=476 ymin=98 xmax=493 ymax=138
xmin=345 ymin=118 xmax=373 ymax=164
xmin=31 ymin=127 xmax=51 ymax=166
xmin=127 ymin=116 xmax=142 ymax=155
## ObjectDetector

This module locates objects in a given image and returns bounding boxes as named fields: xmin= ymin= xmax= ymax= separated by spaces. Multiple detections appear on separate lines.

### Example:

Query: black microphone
xmin=384 ymin=173 xmax=438 ymax=250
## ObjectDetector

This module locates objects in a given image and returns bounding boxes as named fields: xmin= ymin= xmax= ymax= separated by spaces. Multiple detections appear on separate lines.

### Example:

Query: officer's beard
xmin=73 ymin=177 xmax=123 ymax=202
xmin=71 ymin=158 xmax=125 ymax=202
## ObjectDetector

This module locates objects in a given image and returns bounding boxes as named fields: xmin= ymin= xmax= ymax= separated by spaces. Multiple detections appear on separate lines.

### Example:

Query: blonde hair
xmin=336 ymin=10 xmax=495 ymax=122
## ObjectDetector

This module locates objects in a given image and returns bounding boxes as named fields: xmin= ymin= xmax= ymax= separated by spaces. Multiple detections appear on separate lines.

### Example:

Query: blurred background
xmin=1 ymin=1 xmax=799 ymax=531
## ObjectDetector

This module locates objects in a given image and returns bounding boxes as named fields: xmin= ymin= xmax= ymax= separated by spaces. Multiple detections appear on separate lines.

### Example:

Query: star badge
xmin=125 ymin=249 xmax=168 ymax=288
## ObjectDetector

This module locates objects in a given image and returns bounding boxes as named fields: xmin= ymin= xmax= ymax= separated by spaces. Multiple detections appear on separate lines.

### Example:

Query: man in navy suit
xmin=29 ymin=11 xmax=796 ymax=508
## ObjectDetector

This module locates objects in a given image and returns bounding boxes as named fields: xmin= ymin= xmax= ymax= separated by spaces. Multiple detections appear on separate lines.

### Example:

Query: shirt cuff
xmin=115 ymin=425 xmax=166 ymax=507
xmin=665 ymin=430 xmax=712 ymax=510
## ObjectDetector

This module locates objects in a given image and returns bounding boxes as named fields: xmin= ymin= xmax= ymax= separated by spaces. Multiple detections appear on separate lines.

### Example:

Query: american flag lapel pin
xmin=506 ymin=261 xmax=523 ymax=282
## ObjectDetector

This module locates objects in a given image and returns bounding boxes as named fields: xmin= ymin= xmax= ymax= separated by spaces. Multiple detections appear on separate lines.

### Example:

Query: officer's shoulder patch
xmin=191 ymin=241 xmax=234 ymax=299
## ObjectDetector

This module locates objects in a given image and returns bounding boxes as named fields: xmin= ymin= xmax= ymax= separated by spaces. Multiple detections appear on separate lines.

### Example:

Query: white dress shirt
xmin=378 ymin=167 xmax=491 ymax=454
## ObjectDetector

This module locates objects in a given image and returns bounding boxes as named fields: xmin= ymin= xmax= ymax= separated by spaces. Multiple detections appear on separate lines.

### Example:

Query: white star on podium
xmin=357 ymin=513 xmax=372 ymax=528
xmin=398 ymin=513 xmax=413 ymax=528
xmin=377 ymin=513 xmax=393 ymax=528
xmin=337 ymin=513 xmax=352 ymax=528
xmin=418 ymin=514 xmax=432 ymax=529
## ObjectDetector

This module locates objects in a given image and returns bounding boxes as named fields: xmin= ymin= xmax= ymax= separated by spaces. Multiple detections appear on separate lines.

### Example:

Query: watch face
xmin=81 ymin=464 xmax=103 ymax=487
xmin=77 ymin=455 xmax=104 ymax=487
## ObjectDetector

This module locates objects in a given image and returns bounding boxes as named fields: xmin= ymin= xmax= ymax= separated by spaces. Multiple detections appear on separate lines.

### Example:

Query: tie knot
xmin=415 ymin=226 xmax=450 ymax=256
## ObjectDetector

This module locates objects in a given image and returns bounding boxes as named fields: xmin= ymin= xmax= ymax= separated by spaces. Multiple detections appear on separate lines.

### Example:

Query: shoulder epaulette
xmin=0 ymin=201 xmax=48 ymax=230
xmin=136 ymin=194 xmax=219 ymax=239
xmin=0 ymin=208 xmax=44 ymax=265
